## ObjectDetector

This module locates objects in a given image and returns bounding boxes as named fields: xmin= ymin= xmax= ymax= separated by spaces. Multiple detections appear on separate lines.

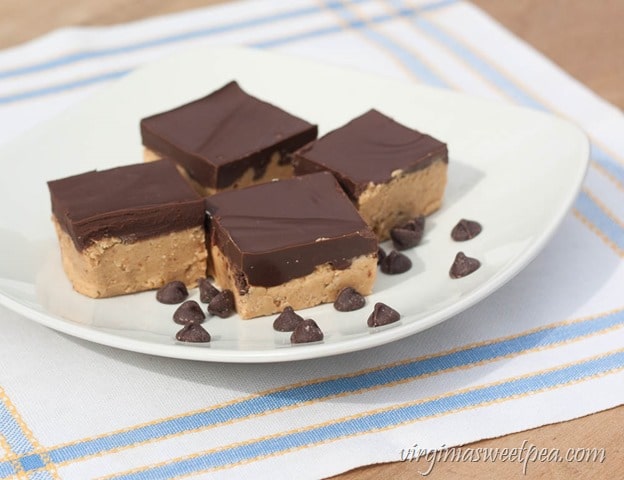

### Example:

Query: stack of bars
xmin=48 ymin=80 xmax=449 ymax=319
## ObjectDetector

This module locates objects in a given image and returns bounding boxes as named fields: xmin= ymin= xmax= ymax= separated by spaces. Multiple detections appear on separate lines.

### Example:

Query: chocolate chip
xmin=334 ymin=287 xmax=366 ymax=312
xmin=413 ymin=215 xmax=426 ymax=230
xmin=380 ymin=250 xmax=412 ymax=274
xmin=175 ymin=323 xmax=211 ymax=343
xmin=156 ymin=281 xmax=188 ymax=304
xmin=252 ymin=157 xmax=270 ymax=180
xmin=330 ymin=258 xmax=352 ymax=270
xmin=290 ymin=319 xmax=324 ymax=344
xmin=273 ymin=306 xmax=304 ymax=332
xmin=277 ymin=150 xmax=291 ymax=166
xmin=234 ymin=271 xmax=249 ymax=295
xmin=390 ymin=227 xmax=422 ymax=250
xmin=451 ymin=219 xmax=482 ymax=241
xmin=377 ymin=246 xmax=386 ymax=265
xmin=390 ymin=216 xmax=425 ymax=250
xmin=208 ymin=290 xmax=235 ymax=318
xmin=198 ymin=278 xmax=219 ymax=303
xmin=367 ymin=302 xmax=401 ymax=327
xmin=173 ymin=300 xmax=205 ymax=325
xmin=449 ymin=252 xmax=481 ymax=278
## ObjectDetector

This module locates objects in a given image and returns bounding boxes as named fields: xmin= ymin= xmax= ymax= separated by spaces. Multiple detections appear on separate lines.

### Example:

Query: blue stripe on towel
xmin=320 ymin=0 xmax=450 ymax=87
xmin=0 ymin=402 xmax=34 ymax=456
xmin=107 ymin=350 xmax=624 ymax=479
xmin=0 ymin=0 xmax=370 ymax=80
xmin=575 ymin=192 xmax=624 ymax=252
xmin=0 ymin=308 xmax=617 ymax=475
xmin=0 ymin=0 xmax=456 ymax=105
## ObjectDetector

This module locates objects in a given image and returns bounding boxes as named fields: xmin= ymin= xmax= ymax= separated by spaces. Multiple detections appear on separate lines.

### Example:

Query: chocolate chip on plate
xmin=290 ymin=319 xmax=324 ymax=344
xmin=377 ymin=246 xmax=386 ymax=265
xmin=208 ymin=289 xmax=235 ymax=318
xmin=198 ymin=277 xmax=220 ymax=303
xmin=334 ymin=287 xmax=366 ymax=312
xmin=449 ymin=252 xmax=481 ymax=278
xmin=173 ymin=300 xmax=206 ymax=325
xmin=412 ymin=215 xmax=426 ymax=230
xmin=273 ymin=306 xmax=304 ymax=332
xmin=390 ymin=216 xmax=425 ymax=250
xmin=379 ymin=250 xmax=412 ymax=274
xmin=156 ymin=281 xmax=188 ymax=304
xmin=451 ymin=219 xmax=482 ymax=241
xmin=367 ymin=302 xmax=401 ymax=327
xmin=175 ymin=323 xmax=211 ymax=343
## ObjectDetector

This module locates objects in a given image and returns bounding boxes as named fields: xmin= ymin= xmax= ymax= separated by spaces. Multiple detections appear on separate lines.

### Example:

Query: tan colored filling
xmin=211 ymin=245 xmax=377 ymax=319
xmin=357 ymin=158 xmax=447 ymax=240
xmin=53 ymin=218 xmax=207 ymax=298
xmin=144 ymin=148 xmax=294 ymax=196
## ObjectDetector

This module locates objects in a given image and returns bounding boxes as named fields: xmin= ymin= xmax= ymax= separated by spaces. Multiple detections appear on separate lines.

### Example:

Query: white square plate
xmin=0 ymin=47 xmax=588 ymax=362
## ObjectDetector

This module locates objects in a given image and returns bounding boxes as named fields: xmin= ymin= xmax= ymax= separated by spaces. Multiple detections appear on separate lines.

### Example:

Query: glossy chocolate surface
xmin=205 ymin=172 xmax=377 ymax=287
xmin=141 ymin=81 xmax=318 ymax=189
xmin=293 ymin=109 xmax=448 ymax=199
xmin=48 ymin=160 xmax=205 ymax=250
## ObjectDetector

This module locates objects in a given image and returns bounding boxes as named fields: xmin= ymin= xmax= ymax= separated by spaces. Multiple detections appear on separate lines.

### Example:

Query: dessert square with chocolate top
xmin=140 ymin=81 xmax=318 ymax=195
xmin=47 ymin=159 xmax=208 ymax=298
xmin=205 ymin=172 xmax=378 ymax=319
xmin=293 ymin=109 xmax=448 ymax=239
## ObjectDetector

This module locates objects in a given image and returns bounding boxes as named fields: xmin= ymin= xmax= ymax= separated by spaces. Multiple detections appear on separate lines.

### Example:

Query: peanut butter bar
xmin=293 ymin=109 xmax=448 ymax=239
xmin=141 ymin=81 xmax=318 ymax=195
xmin=205 ymin=172 xmax=378 ymax=319
xmin=47 ymin=160 xmax=207 ymax=298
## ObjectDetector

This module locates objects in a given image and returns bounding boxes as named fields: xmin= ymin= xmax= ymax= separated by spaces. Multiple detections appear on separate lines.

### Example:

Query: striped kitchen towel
xmin=1 ymin=0 xmax=623 ymax=479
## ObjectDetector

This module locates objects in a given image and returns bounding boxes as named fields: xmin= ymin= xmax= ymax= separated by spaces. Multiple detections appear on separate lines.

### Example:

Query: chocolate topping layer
xmin=48 ymin=160 xmax=205 ymax=251
xmin=205 ymin=172 xmax=377 ymax=287
xmin=293 ymin=109 xmax=448 ymax=199
xmin=140 ymin=81 xmax=318 ymax=189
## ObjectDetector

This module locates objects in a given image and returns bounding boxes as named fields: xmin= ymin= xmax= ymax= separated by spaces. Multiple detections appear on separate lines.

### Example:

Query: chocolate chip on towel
xmin=451 ymin=219 xmax=482 ymax=241
xmin=367 ymin=302 xmax=401 ymax=327
xmin=449 ymin=252 xmax=481 ymax=278
xmin=290 ymin=319 xmax=324 ymax=344
xmin=173 ymin=300 xmax=205 ymax=325
xmin=390 ymin=216 xmax=425 ymax=250
xmin=273 ymin=307 xmax=304 ymax=332
xmin=334 ymin=287 xmax=366 ymax=312
xmin=175 ymin=323 xmax=211 ymax=343
xmin=380 ymin=250 xmax=412 ymax=274
xmin=156 ymin=281 xmax=188 ymax=304
xmin=198 ymin=277 xmax=220 ymax=303
xmin=208 ymin=290 xmax=235 ymax=318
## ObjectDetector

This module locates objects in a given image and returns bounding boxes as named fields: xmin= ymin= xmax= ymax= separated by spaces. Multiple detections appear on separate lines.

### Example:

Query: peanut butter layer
xmin=140 ymin=81 xmax=318 ymax=191
xmin=205 ymin=172 xmax=378 ymax=290
xmin=212 ymin=245 xmax=376 ymax=319
xmin=53 ymin=219 xmax=207 ymax=298
xmin=358 ymin=159 xmax=448 ymax=239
